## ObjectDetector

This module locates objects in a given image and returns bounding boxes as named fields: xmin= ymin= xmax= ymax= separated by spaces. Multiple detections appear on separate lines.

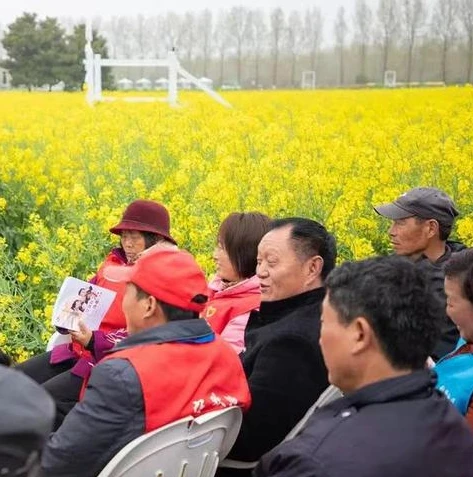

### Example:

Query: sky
xmin=1 ymin=0 xmax=377 ymax=26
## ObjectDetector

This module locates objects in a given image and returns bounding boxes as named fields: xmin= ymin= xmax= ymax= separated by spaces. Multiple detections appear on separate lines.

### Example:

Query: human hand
xmin=70 ymin=320 xmax=93 ymax=347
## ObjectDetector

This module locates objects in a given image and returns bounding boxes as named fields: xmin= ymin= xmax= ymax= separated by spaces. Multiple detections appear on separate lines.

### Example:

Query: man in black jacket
xmin=374 ymin=187 xmax=464 ymax=359
xmin=256 ymin=256 xmax=473 ymax=477
xmin=219 ymin=218 xmax=336 ymax=476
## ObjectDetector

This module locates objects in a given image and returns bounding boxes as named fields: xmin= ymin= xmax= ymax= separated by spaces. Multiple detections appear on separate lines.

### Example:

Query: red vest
xmin=103 ymin=338 xmax=251 ymax=433
xmin=203 ymin=294 xmax=261 ymax=334
xmin=94 ymin=252 xmax=128 ymax=333
xmin=72 ymin=252 xmax=128 ymax=358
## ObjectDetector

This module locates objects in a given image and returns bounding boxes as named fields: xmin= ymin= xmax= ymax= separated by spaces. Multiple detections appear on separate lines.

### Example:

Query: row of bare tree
xmin=2 ymin=0 xmax=472 ymax=88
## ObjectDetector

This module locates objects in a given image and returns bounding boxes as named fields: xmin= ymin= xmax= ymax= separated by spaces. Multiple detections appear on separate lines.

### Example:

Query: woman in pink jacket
xmin=203 ymin=212 xmax=270 ymax=354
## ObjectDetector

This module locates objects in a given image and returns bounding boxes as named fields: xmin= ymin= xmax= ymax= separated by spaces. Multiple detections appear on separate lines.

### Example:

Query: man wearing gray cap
xmin=374 ymin=187 xmax=465 ymax=359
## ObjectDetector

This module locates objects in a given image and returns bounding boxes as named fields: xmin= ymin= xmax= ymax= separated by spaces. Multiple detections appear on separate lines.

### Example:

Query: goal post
xmin=83 ymin=21 xmax=231 ymax=108
xmin=384 ymin=70 xmax=397 ymax=88
xmin=301 ymin=71 xmax=316 ymax=89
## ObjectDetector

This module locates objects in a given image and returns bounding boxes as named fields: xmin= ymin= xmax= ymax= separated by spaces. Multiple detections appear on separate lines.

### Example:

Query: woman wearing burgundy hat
xmin=16 ymin=200 xmax=177 ymax=430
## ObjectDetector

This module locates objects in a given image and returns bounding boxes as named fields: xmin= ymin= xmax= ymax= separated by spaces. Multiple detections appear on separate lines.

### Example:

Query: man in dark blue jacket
xmin=256 ymin=256 xmax=473 ymax=477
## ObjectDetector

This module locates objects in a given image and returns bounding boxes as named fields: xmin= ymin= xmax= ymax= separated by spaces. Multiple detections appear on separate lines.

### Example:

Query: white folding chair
xmin=98 ymin=406 xmax=243 ymax=477
xmin=219 ymin=384 xmax=343 ymax=471
xmin=46 ymin=331 xmax=71 ymax=351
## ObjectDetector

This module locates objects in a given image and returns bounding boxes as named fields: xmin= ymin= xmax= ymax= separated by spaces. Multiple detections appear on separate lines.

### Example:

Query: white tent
xmin=0 ymin=67 xmax=12 ymax=89
xmin=136 ymin=78 xmax=152 ymax=90
xmin=117 ymin=78 xmax=134 ymax=90
xmin=199 ymin=77 xmax=213 ymax=89
xmin=155 ymin=77 xmax=169 ymax=90
xmin=177 ymin=78 xmax=192 ymax=90
xmin=51 ymin=81 xmax=65 ymax=92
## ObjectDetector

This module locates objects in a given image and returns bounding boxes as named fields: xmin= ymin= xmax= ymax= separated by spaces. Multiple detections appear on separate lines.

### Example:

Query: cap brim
xmin=102 ymin=264 xmax=135 ymax=284
xmin=374 ymin=203 xmax=415 ymax=220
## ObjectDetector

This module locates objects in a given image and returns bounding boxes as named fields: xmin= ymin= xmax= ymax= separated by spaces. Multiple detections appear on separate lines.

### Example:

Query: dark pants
xmin=16 ymin=352 xmax=83 ymax=430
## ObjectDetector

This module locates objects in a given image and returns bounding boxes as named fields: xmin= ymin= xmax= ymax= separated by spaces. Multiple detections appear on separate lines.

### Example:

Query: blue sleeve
xmin=41 ymin=359 xmax=144 ymax=477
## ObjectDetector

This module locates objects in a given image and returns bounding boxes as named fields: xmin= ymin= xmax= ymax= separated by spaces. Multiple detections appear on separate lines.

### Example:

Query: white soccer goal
xmin=384 ymin=70 xmax=397 ymax=88
xmin=301 ymin=71 xmax=316 ymax=89
xmin=84 ymin=22 xmax=231 ymax=108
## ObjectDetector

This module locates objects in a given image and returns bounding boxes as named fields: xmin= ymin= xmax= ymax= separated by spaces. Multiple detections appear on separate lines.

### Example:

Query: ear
xmin=307 ymin=255 xmax=324 ymax=280
xmin=142 ymin=295 xmax=160 ymax=321
xmin=350 ymin=317 xmax=374 ymax=356
xmin=143 ymin=296 xmax=169 ymax=327
xmin=426 ymin=219 xmax=439 ymax=239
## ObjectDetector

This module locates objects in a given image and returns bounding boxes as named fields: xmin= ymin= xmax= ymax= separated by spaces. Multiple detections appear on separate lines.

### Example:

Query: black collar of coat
xmin=332 ymin=369 xmax=437 ymax=413
xmin=417 ymin=240 xmax=466 ymax=266
xmin=256 ymin=288 xmax=326 ymax=324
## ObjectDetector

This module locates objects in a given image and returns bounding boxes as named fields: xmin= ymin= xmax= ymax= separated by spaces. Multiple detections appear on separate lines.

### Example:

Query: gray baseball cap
xmin=374 ymin=187 xmax=459 ymax=225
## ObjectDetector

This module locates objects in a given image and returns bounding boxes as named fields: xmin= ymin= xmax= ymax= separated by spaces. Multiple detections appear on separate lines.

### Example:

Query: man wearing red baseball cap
xmin=41 ymin=249 xmax=251 ymax=477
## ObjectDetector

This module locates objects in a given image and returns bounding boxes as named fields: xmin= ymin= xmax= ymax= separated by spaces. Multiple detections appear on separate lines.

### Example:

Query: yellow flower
xmin=457 ymin=217 xmax=473 ymax=245
xmin=1 ymin=88 xmax=472 ymax=355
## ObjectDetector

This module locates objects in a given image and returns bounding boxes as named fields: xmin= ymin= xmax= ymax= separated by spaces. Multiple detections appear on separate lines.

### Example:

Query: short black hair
xmin=438 ymin=222 xmax=452 ymax=241
xmin=71 ymin=299 xmax=83 ymax=311
xmin=0 ymin=349 xmax=11 ymax=366
xmin=445 ymin=248 xmax=473 ymax=304
xmin=142 ymin=232 xmax=164 ymax=249
xmin=269 ymin=217 xmax=337 ymax=279
xmin=135 ymin=286 xmax=200 ymax=321
xmin=325 ymin=255 xmax=442 ymax=370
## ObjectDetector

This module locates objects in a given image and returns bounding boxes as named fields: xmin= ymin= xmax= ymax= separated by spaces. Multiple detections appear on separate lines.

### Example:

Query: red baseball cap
xmin=104 ymin=249 xmax=208 ymax=313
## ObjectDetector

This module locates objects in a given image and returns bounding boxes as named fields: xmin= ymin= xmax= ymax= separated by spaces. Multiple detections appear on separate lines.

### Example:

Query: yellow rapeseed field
xmin=1 ymin=88 xmax=473 ymax=360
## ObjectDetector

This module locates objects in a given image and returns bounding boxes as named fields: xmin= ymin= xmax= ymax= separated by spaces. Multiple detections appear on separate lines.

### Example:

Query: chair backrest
xmin=284 ymin=384 xmax=343 ymax=441
xmin=97 ymin=406 xmax=242 ymax=477
xmin=46 ymin=332 xmax=71 ymax=351
xmin=219 ymin=384 xmax=343 ymax=470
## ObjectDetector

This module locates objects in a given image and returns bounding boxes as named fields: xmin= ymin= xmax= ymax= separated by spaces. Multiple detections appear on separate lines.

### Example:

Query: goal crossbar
xmin=99 ymin=59 xmax=170 ymax=68
xmin=84 ymin=21 xmax=231 ymax=108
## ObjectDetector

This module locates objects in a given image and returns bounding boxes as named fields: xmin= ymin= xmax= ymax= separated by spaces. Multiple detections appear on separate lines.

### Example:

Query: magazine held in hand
xmin=52 ymin=277 xmax=116 ymax=332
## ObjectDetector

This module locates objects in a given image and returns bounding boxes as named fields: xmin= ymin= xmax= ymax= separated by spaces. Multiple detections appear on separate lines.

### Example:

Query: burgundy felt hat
xmin=109 ymin=200 xmax=177 ymax=245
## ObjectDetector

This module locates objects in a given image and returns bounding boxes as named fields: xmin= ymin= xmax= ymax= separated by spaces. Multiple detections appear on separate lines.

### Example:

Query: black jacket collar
xmin=257 ymin=288 xmax=325 ymax=324
xmin=418 ymin=240 xmax=466 ymax=266
xmin=333 ymin=370 xmax=436 ymax=412
xmin=110 ymin=319 xmax=213 ymax=353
